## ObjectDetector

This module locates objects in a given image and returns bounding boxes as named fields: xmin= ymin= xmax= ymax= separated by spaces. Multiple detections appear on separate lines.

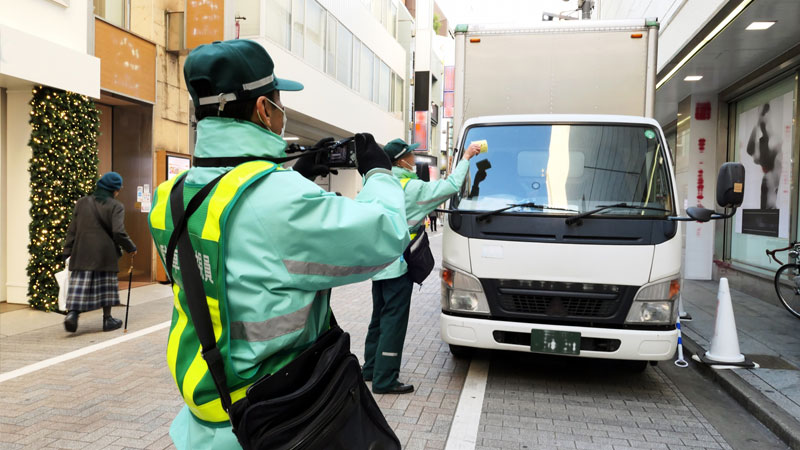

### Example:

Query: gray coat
xmin=63 ymin=195 xmax=137 ymax=272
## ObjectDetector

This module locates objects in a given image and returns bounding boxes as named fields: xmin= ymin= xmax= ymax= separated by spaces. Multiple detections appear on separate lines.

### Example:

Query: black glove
xmin=292 ymin=152 xmax=331 ymax=181
xmin=355 ymin=133 xmax=392 ymax=177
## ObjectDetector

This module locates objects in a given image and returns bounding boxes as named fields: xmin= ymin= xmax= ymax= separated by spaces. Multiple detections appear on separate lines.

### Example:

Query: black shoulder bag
xmin=167 ymin=174 xmax=400 ymax=450
xmin=403 ymin=228 xmax=434 ymax=285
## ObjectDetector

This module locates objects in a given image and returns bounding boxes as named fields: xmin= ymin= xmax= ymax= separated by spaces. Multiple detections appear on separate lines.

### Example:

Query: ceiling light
xmin=284 ymin=136 xmax=299 ymax=141
xmin=746 ymin=21 xmax=776 ymax=30
xmin=656 ymin=0 xmax=753 ymax=89
xmin=684 ymin=75 xmax=703 ymax=81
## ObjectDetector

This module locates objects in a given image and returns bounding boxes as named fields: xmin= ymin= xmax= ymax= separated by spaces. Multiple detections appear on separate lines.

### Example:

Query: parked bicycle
xmin=767 ymin=242 xmax=800 ymax=319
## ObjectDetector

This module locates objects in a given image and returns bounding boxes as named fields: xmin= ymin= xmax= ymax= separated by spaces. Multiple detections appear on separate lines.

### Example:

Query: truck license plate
xmin=530 ymin=330 xmax=581 ymax=355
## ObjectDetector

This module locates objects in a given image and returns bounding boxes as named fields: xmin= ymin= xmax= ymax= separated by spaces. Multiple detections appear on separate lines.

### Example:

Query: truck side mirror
xmin=686 ymin=207 xmax=713 ymax=222
xmin=717 ymin=162 xmax=745 ymax=208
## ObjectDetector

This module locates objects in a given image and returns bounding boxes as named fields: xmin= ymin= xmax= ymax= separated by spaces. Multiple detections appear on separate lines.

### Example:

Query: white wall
xmin=599 ymin=0 xmax=728 ymax=72
xmin=4 ymin=90 xmax=33 ymax=304
xmin=261 ymin=38 xmax=404 ymax=145
xmin=0 ymin=0 xmax=91 ymax=55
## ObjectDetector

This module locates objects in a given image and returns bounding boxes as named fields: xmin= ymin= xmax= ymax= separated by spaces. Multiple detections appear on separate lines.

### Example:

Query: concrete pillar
xmin=0 ymin=88 xmax=6 ymax=302
xmin=5 ymin=89 xmax=33 ymax=303
xmin=683 ymin=94 xmax=718 ymax=280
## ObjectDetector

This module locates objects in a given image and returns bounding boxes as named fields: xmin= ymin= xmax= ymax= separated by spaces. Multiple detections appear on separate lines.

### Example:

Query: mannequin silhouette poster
xmin=735 ymin=91 xmax=793 ymax=238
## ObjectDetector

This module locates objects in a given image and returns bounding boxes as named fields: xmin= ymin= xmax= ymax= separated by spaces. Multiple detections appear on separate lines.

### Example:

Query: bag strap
xmin=169 ymin=174 xmax=234 ymax=416
xmin=165 ymin=172 xmax=226 ymax=283
xmin=89 ymin=197 xmax=114 ymax=242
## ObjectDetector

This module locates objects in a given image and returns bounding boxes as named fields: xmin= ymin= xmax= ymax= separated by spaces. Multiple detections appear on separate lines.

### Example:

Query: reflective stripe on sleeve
xmin=230 ymin=302 xmax=313 ymax=342
xmin=283 ymin=259 xmax=393 ymax=277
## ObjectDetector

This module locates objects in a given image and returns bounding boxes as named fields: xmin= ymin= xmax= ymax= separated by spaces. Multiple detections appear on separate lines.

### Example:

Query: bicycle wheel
xmin=774 ymin=263 xmax=800 ymax=319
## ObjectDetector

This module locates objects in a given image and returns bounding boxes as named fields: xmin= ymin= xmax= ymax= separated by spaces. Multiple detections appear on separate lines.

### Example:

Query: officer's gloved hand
xmin=355 ymin=133 xmax=391 ymax=177
xmin=293 ymin=152 xmax=331 ymax=181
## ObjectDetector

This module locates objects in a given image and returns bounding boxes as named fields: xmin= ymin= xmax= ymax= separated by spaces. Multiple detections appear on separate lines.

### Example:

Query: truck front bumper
xmin=441 ymin=313 xmax=677 ymax=361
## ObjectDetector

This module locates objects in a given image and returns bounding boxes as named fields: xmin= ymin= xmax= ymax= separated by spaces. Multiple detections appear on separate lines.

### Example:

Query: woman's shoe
xmin=64 ymin=311 xmax=79 ymax=332
xmin=103 ymin=316 xmax=123 ymax=332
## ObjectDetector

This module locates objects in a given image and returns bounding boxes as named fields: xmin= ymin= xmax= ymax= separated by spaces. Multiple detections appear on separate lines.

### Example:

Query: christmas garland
xmin=27 ymin=86 xmax=100 ymax=311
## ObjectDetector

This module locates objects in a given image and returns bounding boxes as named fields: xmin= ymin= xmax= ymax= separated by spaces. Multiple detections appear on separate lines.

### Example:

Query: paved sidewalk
xmin=0 ymin=231 xmax=467 ymax=449
xmin=681 ymin=279 xmax=800 ymax=448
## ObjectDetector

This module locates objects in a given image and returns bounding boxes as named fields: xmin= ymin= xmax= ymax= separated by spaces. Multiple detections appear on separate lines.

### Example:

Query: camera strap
xmin=193 ymin=148 xmax=331 ymax=168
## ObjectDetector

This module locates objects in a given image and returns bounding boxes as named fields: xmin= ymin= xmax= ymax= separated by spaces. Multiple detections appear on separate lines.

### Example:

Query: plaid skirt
xmin=66 ymin=271 xmax=120 ymax=312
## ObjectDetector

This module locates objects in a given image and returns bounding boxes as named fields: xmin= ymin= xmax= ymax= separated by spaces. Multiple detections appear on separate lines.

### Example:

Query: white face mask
xmin=399 ymin=159 xmax=415 ymax=172
xmin=265 ymin=97 xmax=287 ymax=138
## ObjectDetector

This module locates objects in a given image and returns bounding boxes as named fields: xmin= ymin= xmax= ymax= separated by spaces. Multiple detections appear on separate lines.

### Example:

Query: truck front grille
xmin=500 ymin=293 xmax=619 ymax=318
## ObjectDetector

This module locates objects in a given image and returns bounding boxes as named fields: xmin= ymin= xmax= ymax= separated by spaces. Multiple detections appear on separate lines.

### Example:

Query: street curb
xmin=681 ymin=335 xmax=800 ymax=450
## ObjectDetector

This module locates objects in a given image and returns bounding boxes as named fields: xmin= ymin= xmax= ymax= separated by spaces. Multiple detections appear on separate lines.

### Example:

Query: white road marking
xmin=445 ymin=358 xmax=490 ymax=450
xmin=0 ymin=321 xmax=171 ymax=384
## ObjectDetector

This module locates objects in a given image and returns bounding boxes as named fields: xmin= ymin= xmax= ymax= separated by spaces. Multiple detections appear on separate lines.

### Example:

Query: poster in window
xmin=734 ymin=91 xmax=794 ymax=238
xmin=167 ymin=155 xmax=191 ymax=180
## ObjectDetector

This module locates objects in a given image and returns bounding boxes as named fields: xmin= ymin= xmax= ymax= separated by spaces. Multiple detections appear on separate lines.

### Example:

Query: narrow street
xmin=0 ymin=231 xmax=787 ymax=450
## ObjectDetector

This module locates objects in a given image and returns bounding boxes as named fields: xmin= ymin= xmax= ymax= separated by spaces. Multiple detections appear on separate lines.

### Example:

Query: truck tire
xmin=621 ymin=360 xmax=648 ymax=373
xmin=449 ymin=344 xmax=474 ymax=359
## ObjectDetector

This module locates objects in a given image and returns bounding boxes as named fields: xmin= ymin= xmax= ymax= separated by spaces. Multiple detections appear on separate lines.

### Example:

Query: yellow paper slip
xmin=471 ymin=140 xmax=489 ymax=153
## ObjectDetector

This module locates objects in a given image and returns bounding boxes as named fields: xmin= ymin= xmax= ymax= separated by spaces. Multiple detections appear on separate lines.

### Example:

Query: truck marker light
xmin=669 ymin=279 xmax=681 ymax=299
xmin=630 ymin=33 xmax=643 ymax=39
xmin=441 ymin=268 xmax=454 ymax=288
xmin=469 ymin=38 xmax=481 ymax=43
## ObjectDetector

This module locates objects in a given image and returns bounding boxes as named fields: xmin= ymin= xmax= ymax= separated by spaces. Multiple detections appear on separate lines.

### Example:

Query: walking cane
xmin=124 ymin=254 xmax=134 ymax=333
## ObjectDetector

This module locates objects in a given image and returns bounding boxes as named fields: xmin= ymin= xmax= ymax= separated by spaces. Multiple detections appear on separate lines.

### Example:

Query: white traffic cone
xmin=693 ymin=278 xmax=756 ymax=368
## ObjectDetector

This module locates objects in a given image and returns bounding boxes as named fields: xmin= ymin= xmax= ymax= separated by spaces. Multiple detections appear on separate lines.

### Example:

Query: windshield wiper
xmin=565 ymin=202 xmax=670 ymax=225
xmin=477 ymin=202 xmax=578 ymax=223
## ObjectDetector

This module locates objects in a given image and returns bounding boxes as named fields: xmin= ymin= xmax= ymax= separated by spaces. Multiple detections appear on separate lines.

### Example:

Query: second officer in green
xmin=363 ymin=139 xmax=480 ymax=394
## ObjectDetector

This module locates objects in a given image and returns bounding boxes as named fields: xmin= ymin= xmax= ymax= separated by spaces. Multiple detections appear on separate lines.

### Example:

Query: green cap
xmin=384 ymin=138 xmax=421 ymax=161
xmin=184 ymin=39 xmax=304 ymax=109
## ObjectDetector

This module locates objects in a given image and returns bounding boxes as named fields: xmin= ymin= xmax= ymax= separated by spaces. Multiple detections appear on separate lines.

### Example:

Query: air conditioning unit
xmin=166 ymin=11 xmax=185 ymax=53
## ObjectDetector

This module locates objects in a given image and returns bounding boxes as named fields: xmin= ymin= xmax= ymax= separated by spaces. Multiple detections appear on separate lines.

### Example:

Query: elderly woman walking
xmin=62 ymin=172 xmax=137 ymax=332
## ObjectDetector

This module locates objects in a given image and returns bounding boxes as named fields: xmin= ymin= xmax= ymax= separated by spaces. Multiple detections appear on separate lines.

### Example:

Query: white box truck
xmin=439 ymin=19 xmax=741 ymax=369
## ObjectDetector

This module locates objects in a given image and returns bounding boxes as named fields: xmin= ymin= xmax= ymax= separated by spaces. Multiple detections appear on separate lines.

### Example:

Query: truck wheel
xmin=449 ymin=344 xmax=474 ymax=359
xmin=621 ymin=360 xmax=648 ymax=372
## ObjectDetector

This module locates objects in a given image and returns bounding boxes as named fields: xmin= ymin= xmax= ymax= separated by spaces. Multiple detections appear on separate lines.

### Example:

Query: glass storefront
xmin=729 ymin=74 xmax=798 ymax=273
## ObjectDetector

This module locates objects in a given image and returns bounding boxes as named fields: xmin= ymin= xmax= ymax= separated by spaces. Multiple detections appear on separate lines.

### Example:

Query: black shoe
xmin=103 ymin=316 xmax=123 ymax=332
xmin=373 ymin=383 xmax=414 ymax=395
xmin=64 ymin=311 xmax=79 ymax=332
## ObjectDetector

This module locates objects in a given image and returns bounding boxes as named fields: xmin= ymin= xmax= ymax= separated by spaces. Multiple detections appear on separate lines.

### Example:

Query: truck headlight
xmin=625 ymin=278 xmax=680 ymax=325
xmin=441 ymin=267 xmax=490 ymax=314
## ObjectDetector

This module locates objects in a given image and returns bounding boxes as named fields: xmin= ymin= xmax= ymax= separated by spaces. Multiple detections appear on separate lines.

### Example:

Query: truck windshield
xmin=455 ymin=124 xmax=674 ymax=217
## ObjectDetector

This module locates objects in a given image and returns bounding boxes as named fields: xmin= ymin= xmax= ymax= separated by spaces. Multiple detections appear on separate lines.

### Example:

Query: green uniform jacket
xmin=372 ymin=160 xmax=470 ymax=281
xmin=152 ymin=118 xmax=409 ymax=449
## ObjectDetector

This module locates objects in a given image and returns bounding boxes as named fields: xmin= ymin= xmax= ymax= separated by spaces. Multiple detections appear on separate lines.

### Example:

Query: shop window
xmin=304 ymin=0 xmax=325 ymax=71
xmin=336 ymin=22 xmax=353 ymax=87
xmin=292 ymin=0 xmax=305 ymax=56
xmin=325 ymin=13 xmax=337 ymax=76
xmin=730 ymin=75 xmax=798 ymax=272
xmin=266 ymin=0 xmax=292 ymax=48
xmin=94 ymin=0 xmax=128 ymax=29
xmin=236 ymin=0 xmax=261 ymax=37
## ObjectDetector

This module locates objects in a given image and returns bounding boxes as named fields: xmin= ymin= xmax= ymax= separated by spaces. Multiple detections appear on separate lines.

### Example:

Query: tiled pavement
xmin=0 ymin=232 xmax=765 ymax=450
xmin=0 ymin=231 xmax=468 ymax=449
xmin=476 ymin=354 xmax=733 ymax=450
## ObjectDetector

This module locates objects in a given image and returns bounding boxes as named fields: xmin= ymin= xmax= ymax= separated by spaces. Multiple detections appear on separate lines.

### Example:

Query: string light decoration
xmin=27 ymin=86 xmax=100 ymax=311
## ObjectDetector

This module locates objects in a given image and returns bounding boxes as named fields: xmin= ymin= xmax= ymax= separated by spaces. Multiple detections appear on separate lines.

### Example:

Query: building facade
xmin=600 ymin=0 xmax=800 ymax=298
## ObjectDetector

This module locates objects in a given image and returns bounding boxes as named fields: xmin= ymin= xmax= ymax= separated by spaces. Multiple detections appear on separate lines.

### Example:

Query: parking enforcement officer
xmin=148 ymin=40 xmax=409 ymax=449
xmin=363 ymin=138 xmax=480 ymax=394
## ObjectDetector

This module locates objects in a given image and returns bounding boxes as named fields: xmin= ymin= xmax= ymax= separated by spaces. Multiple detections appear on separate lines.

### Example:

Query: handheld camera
xmin=287 ymin=137 xmax=357 ymax=169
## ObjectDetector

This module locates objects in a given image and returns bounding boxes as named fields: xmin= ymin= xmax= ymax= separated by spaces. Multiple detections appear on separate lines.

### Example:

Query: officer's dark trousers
xmin=363 ymin=273 xmax=413 ymax=392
